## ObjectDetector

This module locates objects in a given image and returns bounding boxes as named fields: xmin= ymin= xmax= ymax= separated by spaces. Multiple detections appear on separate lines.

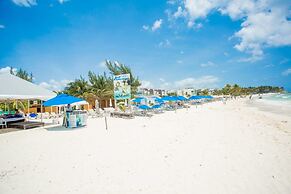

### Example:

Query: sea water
xmin=251 ymin=93 xmax=291 ymax=116
xmin=263 ymin=93 xmax=291 ymax=103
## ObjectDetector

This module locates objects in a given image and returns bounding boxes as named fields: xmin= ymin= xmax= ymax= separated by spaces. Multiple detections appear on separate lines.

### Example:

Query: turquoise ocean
xmin=263 ymin=93 xmax=291 ymax=104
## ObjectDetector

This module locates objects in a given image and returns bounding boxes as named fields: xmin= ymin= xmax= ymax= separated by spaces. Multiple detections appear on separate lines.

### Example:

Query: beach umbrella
xmin=177 ymin=96 xmax=188 ymax=101
xmin=132 ymin=97 xmax=145 ymax=103
xmin=138 ymin=105 xmax=151 ymax=110
xmin=189 ymin=96 xmax=202 ymax=100
xmin=161 ymin=96 xmax=177 ymax=102
xmin=204 ymin=95 xmax=214 ymax=99
xmin=154 ymin=97 xmax=164 ymax=104
xmin=151 ymin=104 xmax=162 ymax=109
xmin=43 ymin=94 xmax=85 ymax=107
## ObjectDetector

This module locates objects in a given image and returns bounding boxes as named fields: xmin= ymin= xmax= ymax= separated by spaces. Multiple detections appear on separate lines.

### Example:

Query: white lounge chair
xmin=0 ymin=118 xmax=7 ymax=128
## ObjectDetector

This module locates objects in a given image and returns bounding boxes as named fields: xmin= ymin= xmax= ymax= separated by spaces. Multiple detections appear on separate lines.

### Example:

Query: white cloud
xmin=282 ymin=68 xmax=291 ymax=76
xmin=264 ymin=64 xmax=274 ymax=68
xmin=152 ymin=19 xmax=163 ymax=31
xmin=167 ymin=0 xmax=177 ymax=5
xmin=39 ymin=79 xmax=72 ymax=91
xmin=158 ymin=39 xmax=171 ymax=48
xmin=174 ymin=75 xmax=219 ymax=88
xmin=173 ymin=6 xmax=187 ymax=18
xmin=177 ymin=60 xmax=183 ymax=64
xmin=167 ymin=0 xmax=291 ymax=60
xmin=12 ymin=0 xmax=68 ymax=7
xmin=200 ymin=61 xmax=215 ymax=67
xmin=159 ymin=78 xmax=171 ymax=89
xmin=12 ymin=0 xmax=37 ymax=7
xmin=184 ymin=0 xmax=216 ymax=20
xmin=143 ymin=19 xmax=163 ymax=32
xmin=0 ymin=66 xmax=17 ymax=75
xmin=0 ymin=25 xmax=5 ymax=29
xmin=142 ymin=25 xmax=149 ymax=30
xmin=279 ymin=58 xmax=289 ymax=65
xmin=98 ymin=60 xmax=107 ymax=68
xmin=141 ymin=80 xmax=153 ymax=88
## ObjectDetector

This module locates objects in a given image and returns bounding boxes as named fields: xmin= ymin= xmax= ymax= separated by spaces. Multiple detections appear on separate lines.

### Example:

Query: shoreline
xmin=246 ymin=98 xmax=291 ymax=117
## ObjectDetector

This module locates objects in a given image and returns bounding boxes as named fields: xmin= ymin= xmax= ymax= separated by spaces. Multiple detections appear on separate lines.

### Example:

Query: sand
xmin=0 ymin=99 xmax=291 ymax=194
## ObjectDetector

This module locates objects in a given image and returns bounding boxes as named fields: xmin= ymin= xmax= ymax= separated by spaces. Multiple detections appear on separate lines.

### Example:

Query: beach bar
xmin=43 ymin=94 xmax=88 ymax=128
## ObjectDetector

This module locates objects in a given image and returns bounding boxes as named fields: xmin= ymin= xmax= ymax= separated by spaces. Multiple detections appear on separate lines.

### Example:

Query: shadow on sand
xmin=45 ymin=125 xmax=84 ymax=132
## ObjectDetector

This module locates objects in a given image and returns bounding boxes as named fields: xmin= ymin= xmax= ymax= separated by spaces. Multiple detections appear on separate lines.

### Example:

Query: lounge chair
xmin=28 ymin=113 xmax=38 ymax=119
xmin=88 ymin=109 xmax=103 ymax=118
xmin=0 ymin=118 xmax=7 ymax=128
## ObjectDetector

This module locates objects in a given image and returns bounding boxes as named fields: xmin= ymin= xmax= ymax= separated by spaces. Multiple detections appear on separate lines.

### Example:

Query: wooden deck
xmin=8 ymin=121 xmax=45 ymax=130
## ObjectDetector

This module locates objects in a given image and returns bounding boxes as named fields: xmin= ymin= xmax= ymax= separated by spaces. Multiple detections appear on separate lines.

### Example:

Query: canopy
xmin=151 ymin=104 xmax=162 ymax=109
xmin=177 ymin=96 xmax=188 ymax=101
xmin=43 ymin=94 xmax=86 ymax=107
xmin=203 ymin=95 xmax=214 ymax=99
xmin=189 ymin=95 xmax=203 ymax=100
xmin=132 ymin=97 xmax=146 ymax=103
xmin=0 ymin=73 xmax=56 ymax=101
xmin=161 ymin=96 xmax=177 ymax=102
xmin=138 ymin=105 xmax=151 ymax=110
xmin=154 ymin=97 xmax=164 ymax=103
xmin=189 ymin=95 xmax=214 ymax=100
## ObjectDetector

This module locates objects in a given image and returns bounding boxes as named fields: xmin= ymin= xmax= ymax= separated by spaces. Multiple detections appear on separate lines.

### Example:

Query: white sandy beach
xmin=1 ymin=99 xmax=291 ymax=194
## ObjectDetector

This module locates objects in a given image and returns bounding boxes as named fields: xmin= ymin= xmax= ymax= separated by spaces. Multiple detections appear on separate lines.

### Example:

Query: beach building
xmin=138 ymin=88 xmax=166 ymax=97
xmin=176 ymin=88 xmax=197 ymax=97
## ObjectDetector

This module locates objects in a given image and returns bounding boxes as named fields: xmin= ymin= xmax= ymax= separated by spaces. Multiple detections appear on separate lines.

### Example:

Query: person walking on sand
xmin=223 ymin=96 xmax=226 ymax=104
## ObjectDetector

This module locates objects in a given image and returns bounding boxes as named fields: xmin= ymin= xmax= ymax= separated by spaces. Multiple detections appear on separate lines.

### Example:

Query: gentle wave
xmin=263 ymin=93 xmax=291 ymax=102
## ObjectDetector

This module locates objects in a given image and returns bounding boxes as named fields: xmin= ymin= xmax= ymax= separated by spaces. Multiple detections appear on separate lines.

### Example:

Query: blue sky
xmin=0 ymin=0 xmax=290 ymax=91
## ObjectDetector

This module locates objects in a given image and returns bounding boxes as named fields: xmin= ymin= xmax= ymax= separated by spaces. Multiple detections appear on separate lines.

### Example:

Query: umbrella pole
xmin=105 ymin=115 xmax=108 ymax=130
xmin=27 ymin=100 xmax=30 ymax=115
xmin=41 ymin=100 xmax=43 ymax=123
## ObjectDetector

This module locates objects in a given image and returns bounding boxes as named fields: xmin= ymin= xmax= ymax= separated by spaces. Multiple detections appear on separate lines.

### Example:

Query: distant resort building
xmin=137 ymin=88 xmax=166 ymax=97
xmin=138 ymin=87 xmax=198 ymax=97
xmin=176 ymin=88 xmax=197 ymax=97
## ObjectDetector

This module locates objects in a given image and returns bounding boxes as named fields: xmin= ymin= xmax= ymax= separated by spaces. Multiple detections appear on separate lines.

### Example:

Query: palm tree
xmin=222 ymin=84 xmax=232 ymax=95
xmin=88 ymin=71 xmax=113 ymax=99
xmin=231 ymin=84 xmax=241 ymax=96
xmin=10 ymin=67 xmax=33 ymax=82
xmin=63 ymin=76 xmax=89 ymax=98
xmin=105 ymin=60 xmax=141 ymax=97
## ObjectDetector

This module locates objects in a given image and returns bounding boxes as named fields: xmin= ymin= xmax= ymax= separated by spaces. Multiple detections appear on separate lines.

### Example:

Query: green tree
xmin=88 ymin=71 xmax=113 ymax=101
xmin=105 ymin=60 xmax=141 ymax=97
xmin=10 ymin=67 xmax=33 ymax=82
xmin=63 ymin=76 xmax=89 ymax=98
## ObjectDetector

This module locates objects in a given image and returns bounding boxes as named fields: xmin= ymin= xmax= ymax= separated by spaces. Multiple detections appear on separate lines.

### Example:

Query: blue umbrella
xmin=151 ymin=104 xmax=162 ymax=109
xmin=132 ymin=97 xmax=145 ymax=103
xmin=204 ymin=95 xmax=214 ymax=99
xmin=138 ymin=105 xmax=151 ymax=110
xmin=161 ymin=96 xmax=177 ymax=102
xmin=177 ymin=96 xmax=188 ymax=101
xmin=189 ymin=95 xmax=203 ymax=100
xmin=154 ymin=97 xmax=164 ymax=103
xmin=43 ymin=94 xmax=85 ymax=107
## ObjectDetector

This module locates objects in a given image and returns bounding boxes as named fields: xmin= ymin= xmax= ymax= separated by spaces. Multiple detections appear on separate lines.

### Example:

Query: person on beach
xmin=223 ymin=96 xmax=226 ymax=104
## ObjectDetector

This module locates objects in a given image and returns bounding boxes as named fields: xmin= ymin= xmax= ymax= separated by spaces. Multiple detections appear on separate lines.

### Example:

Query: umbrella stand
xmin=41 ymin=100 xmax=43 ymax=123
xmin=104 ymin=116 xmax=108 ymax=130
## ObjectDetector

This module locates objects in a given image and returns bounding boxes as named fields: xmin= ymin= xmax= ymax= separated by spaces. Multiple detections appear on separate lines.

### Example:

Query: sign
xmin=113 ymin=74 xmax=131 ymax=100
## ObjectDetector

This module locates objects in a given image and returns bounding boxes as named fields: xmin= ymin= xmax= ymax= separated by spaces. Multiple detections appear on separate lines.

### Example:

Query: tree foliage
xmin=212 ymin=84 xmax=284 ymax=96
xmin=10 ymin=67 xmax=33 ymax=82
xmin=61 ymin=60 xmax=141 ymax=103
xmin=105 ymin=60 xmax=141 ymax=97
